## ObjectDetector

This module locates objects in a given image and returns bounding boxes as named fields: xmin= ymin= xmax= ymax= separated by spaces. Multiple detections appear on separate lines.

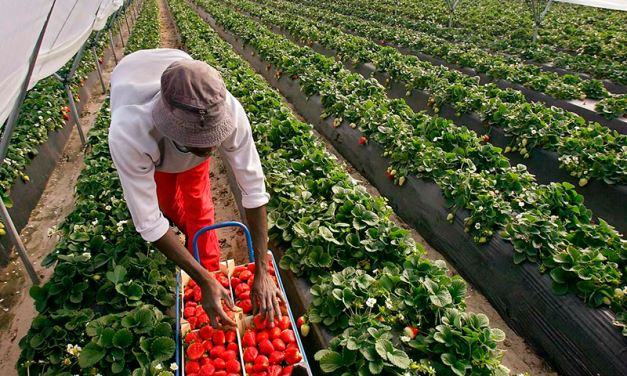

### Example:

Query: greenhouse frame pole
xmin=108 ymin=28 xmax=119 ymax=64
xmin=123 ymin=5 xmax=132 ymax=34
xmin=531 ymin=0 xmax=553 ymax=43
xmin=116 ymin=11 xmax=125 ymax=48
xmin=445 ymin=0 xmax=462 ymax=27
xmin=0 ymin=0 xmax=59 ymax=286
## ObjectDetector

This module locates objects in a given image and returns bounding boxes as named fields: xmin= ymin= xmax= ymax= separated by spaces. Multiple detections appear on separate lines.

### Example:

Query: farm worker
xmin=108 ymin=49 xmax=284 ymax=328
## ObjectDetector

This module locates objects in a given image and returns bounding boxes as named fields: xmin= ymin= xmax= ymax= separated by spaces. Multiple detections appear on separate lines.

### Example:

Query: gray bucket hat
xmin=152 ymin=60 xmax=234 ymax=148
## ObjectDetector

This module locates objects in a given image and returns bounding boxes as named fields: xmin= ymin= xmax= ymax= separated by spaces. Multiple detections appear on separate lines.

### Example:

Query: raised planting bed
xmin=0 ymin=7 xmax=140 ymax=265
xmin=190 ymin=4 xmax=627 ymax=374
xmin=224 ymin=6 xmax=627 ymax=238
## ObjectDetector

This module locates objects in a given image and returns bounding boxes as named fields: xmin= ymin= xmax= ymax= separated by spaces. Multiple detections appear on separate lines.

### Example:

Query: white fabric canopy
xmin=556 ymin=0 xmax=627 ymax=11
xmin=0 ymin=0 xmax=124 ymax=128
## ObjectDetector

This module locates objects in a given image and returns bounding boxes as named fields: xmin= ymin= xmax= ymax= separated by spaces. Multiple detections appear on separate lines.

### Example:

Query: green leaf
xmin=387 ymin=348 xmax=410 ymax=369
xmin=150 ymin=337 xmax=176 ymax=361
xmin=369 ymin=359 xmax=384 ymax=374
xmin=153 ymin=323 xmax=173 ymax=338
xmin=101 ymin=328 xmax=116 ymax=348
xmin=113 ymin=328 xmax=133 ymax=348
xmin=319 ymin=351 xmax=344 ymax=372
xmin=29 ymin=285 xmax=46 ymax=301
xmin=106 ymin=265 xmax=127 ymax=285
xmin=551 ymin=281 xmax=569 ymax=296
xmin=79 ymin=342 xmax=106 ymax=368
xmin=319 ymin=226 xmax=341 ymax=245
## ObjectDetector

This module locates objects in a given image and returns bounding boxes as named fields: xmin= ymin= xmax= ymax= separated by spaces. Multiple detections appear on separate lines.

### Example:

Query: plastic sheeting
xmin=0 ymin=0 xmax=123 ymax=128
xmin=556 ymin=0 xmax=627 ymax=11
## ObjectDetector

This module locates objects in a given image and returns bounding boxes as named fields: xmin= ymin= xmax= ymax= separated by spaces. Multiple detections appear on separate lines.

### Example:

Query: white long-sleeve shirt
xmin=109 ymin=49 xmax=269 ymax=242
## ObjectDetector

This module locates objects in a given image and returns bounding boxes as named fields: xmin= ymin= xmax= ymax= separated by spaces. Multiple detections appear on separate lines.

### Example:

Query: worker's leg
xmin=177 ymin=159 xmax=221 ymax=271
xmin=154 ymin=170 xmax=187 ymax=235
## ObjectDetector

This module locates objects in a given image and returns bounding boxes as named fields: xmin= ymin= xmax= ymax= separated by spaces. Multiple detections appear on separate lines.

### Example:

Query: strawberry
xmin=300 ymin=324 xmax=310 ymax=337
xmin=296 ymin=316 xmax=305 ymax=329
xmin=272 ymin=338 xmax=286 ymax=351
xmin=213 ymin=371 xmax=227 ymax=376
xmin=98 ymin=57 xmax=103 ymax=64
xmin=200 ymin=325 xmax=214 ymax=340
xmin=231 ymin=277 xmax=241 ymax=288
xmin=227 ymin=342 xmax=239 ymax=352
xmin=254 ymin=355 xmax=270 ymax=372
xmin=269 ymin=351 xmax=285 ymax=364
xmin=186 ymin=361 xmax=201 ymax=374
xmin=239 ymin=270 xmax=252 ymax=281
xmin=63 ymin=113 xmax=70 ymax=121
xmin=213 ymin=358 xmax=226 ymax=370
xmin=269 ymin=327 xmax=282 ymax=340
xmin=199 ymin=364 xmax=215 ymax=376
xmin=482 ymin=135 xmax=490 ymax=142
xmin=403 ymin=326 xmax=418 ymax=339
xmin=197 ymin=314 xmax=210 ymax=327
xmin=188 ymin=316 xmax=198 ymax=329
xmin=259 ymin=339 xmax=275 ymax=356
xmin=189 ymin=279 xmax=197 ymax=287
xmin=186 ymin=301 xmax=198 ymax=308
xmin=278 ymin=316 xmax=291 ymax=331
xmin=268 ymin=364 xmax=283 ymax=376
xmin=292 ymin=74 xmax=298 ymax=80
xmin=184 ymin=307 xmax=195 ymax=319
xmin=210 ymin=345 xmax=226 ymax=359
xmin=247 ymin=263 xmax=255 ymax=272
xmin=234 ymin=266 xmax=246 ymax=276
xmin=358 ymin=136 xmax=367 ymax=145
xmin=213 ymin=330 xmax=226 ymax=346
xmin=254 ymin=315 xmax=268 ymax=330
xmin=225 ymin=330 xmax=236 ymax=343
xmin=184 ymin=288 xmax=194 ymax=302
xmin=256 ymin=330 xmax=270 ymax=343
xmin=187 ymin=342 xmax=205 ymax=360
xmin=285 ymin=348 xmax=302 ymax=365
xmin=218 ymin=276 xmax=229 ymax=289
xmin=282 ymin=365 xmax=293 ymax=375
xmin=237 ymin=298 xmax=253 ymax=313
xmin=235 ymin=283 xmax=250 ymax=297
xmin=239 ymin=291 xmax=251 ymax=300
xmin=245 ymin=363 xmax=254 ymax=374
xmin=243 ymin=331 xmax=257 ymax=347
xmin=280 ymin=330 xmax=296 ymax=344
xmin=185 ymin=331 xmax=201 ymax=343
xmin=203 ymin=340 xmax=214 ymax=352
xmin=226 ymin=359 xmax=241 ymax=373
xmin=193 ymin=285 xmax=202 ymax=301
xmin=201 ymin=357 xmax=212 ymax=366
xmin=221 ymin=350 xmax=237 ymax=362
xmin=243 ymin=346 xmax=258 ymax=362
xmin=385 ymin=170 xmax=393 ymax=179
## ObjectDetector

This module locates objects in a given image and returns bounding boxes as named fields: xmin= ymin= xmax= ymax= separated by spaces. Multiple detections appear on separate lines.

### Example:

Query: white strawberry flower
xmin=366 ymin=298 xmax=376 ymax=308
xmin=170 ymin=363 xmax=179 ymax=371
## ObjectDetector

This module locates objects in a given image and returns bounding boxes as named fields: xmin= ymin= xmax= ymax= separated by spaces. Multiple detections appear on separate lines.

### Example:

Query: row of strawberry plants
xmin=170 ymin=1 xmax=515 ymax=374
xmin=216 ymin=0 xmax=627 ymax=187
xmin=125 ymin=0 xmax=161 ymax=55
xmin=15 ymin=3 xmax=181 ymax=375
xmin=289 ymin=0 xmax=627 ymax=89
xmin=258 ymin=0 xmax=627 ymax=109
xmin=0 ymin=5 xmax=129 ymax=234
xmin=190 ymin=0 xmax=627 ymax=334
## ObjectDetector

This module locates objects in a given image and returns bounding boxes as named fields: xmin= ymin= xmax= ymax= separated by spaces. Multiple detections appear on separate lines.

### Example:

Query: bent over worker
xmin=108 ymin=49 xmax=283 ymax=328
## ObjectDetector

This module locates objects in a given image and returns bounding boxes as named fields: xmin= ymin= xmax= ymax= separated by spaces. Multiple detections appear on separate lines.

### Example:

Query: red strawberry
xmin=292 ymin=74 xmax=298 ymax=80
xmin=193 ymin=285 xmax=202 ymax=301
xmin=210 ymin=345 xmax=226 ymax=359
xmin=239 ymin=270 xmax=252 ymax=281
xmin=254 ymin=315 xmax=268 ymax=330
xmin=259 ymin=339 xmax=275 ymax=356
xmin=287 ymin=342 xmax=298 ymax=350
xmin=200 ymin=325 xmax=214 ymax=340
xmin=231 ymin=277 xmax=241 ymax=288
xmin=254 ymin=355 xmax=269 ymax=372
xmin=186 ymin=301 xmax=198 ymax=308
xmin=285 ymin=347 xmax=302 ymax=365
xmin=269 ymin=327 xmax=281 ymax=340
xmin=201 ymin=357 xmax=212 ymax=366
xmin=226 ymin=359 xmax=241 ymax=373
xmin=63 ymin=113 xmax=70 ymax=121
xmin=184 ymin=288 xmax=194 ymax=302
xmin=213 ymin=330 xmax=226 ymax=346
xmin=186 ymin=361 xmax=201 ymax=374
xmin=213 ymin=358 xmax=226 ymax=370
xmin=245 ymin=363 xmax=254 ymax=374
xmin=237 ymin=299 xmax=253 ymax=313
xmin=98 ymin=57 xmax=103 ymax=64
xmin=256 ymin=330 xmax=270 ymax=343
xmin=272 ymin=338 xmax=286 ymax=351
xmin=221 ymin=350 xmax=237 ymax=362
xmin=188 ymin=316 xmax=198 ymax=330
xmin=185 ymin=331 xmax=201 ymax=344
xmin=189 ymin=279 xmax=197 ymax=287
xmin=199 ymin=363 xmax=215 ymax=376
xmin=184 ymin=307 xmax=195 ymax=319
xmin=225 ymin=330 xmax=236 ymax=343
xmin=197 ymin=314 xmax=210 ymax=327
xmin=240 ymin=291 xmax=251 ymax=300
xmin=243 ymin=331 xmax=257 ymax=347
xmin=280 ymin=330 xmax=296 ymax=344
xmin=359 ymin=136 xmax=367 ymax=145
xmin=235 ymin=283 xmax=250 ymax=297
xmin=243 ymin=346 xmax=258 ymax=362
xmin=227 ymin=342 xmax=238 ymax=352
xmin=187 ymin=342 xmax=205 ymax=360
xmin=282 ymin=365 xmax=293 ymax=375
xmin=268 ymin=364 xmax=283 ymax=376
xmin=247 ymin=263 xmax=255 ymax=272
xmin=269 ymin=351 xmax=285 ymax=364
xmin=278 ymin=316 xmax=291 ymax=331
xmin=218 ymin=276 xmax=229 ymax=289
xmin=213 ymin=371 xmax=227 ymax=376
xmin=203 ymin=340 xmax=214 ymax=352
xmin=296 ymin=317 xmax=305 ymax=329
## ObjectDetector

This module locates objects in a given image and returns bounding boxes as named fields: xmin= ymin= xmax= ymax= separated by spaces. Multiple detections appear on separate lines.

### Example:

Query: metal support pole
xmin=445 ymin=0 xmax=462 ymax=27
xmin=123 ymin=7 xmax=132 ymax=34
xmin=530 ymin=0 xmax=552 ymax=43
xmin=0 ymin=0 xmax=58 ymax=286
xmin=116 ymin=14 xmax=125 ymax=47
xmin=92 ymin=46 xmax=107 ymax=93
xmin=109 ymin=28 xmax=119 ymax=64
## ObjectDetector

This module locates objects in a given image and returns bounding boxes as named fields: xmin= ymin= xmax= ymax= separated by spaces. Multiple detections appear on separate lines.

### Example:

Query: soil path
xmin=157 ymin=0 xmax=249 ymax=266
xmin=0 ymin=21 xmax=133 ymax=375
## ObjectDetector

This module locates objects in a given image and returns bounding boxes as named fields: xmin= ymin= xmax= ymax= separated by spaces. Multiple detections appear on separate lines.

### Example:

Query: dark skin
xmin=154 ymin=146 xmax=284 ymax=329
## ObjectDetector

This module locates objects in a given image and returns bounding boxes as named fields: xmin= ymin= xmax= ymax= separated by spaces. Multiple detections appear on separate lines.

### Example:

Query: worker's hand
xmin=200 ymin=274 xmax=237 ymax=329
xmin=251 ymin=271 xmax=285 ymax=328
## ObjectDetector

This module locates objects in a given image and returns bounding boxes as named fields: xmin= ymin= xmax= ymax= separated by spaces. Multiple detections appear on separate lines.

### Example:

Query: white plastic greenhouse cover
xmin=0 ymin=0 xmax=124 ymax=128
xmin=556 ymin=0 xmax=627 ymax=11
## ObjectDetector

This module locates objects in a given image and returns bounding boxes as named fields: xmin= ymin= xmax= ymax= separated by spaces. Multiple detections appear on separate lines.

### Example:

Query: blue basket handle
xmin=192 ymin=221 xmax=255 ymax=264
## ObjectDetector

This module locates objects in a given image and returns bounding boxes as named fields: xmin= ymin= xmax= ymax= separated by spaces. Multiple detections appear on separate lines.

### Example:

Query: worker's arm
xmin=154 ymin=228 xmax=236 ymax=328
xmin=246 ymin=205 xmax=285 ymax=327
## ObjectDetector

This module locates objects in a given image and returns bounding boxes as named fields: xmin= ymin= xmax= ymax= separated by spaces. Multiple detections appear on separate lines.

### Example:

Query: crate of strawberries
xmin=176 ymin=253 xmax=311 ymax=376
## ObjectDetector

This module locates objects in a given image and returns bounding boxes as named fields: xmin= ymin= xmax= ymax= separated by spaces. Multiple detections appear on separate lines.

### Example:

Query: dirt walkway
xmin=0 ymin=18 xmax=134 ymax=376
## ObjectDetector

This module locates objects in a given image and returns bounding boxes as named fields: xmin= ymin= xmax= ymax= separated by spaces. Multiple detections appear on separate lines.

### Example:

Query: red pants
xmin=154 ymin=159 xmax=220 ymax=271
